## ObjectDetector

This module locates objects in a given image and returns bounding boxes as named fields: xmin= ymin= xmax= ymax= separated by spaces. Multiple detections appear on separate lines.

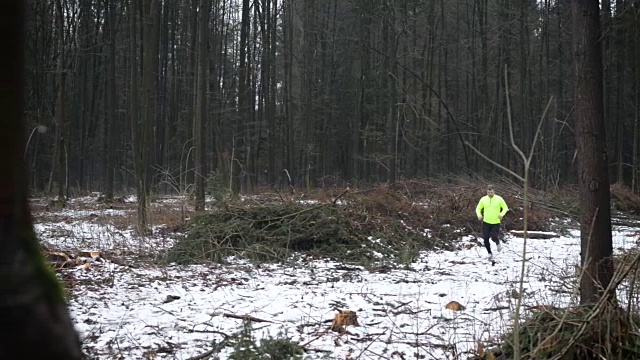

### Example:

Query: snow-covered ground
xmin=32 ymin=198 xmax=640 ymax=359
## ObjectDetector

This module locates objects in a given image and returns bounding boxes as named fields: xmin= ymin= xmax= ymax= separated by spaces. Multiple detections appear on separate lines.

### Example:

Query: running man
xmin=476 ymin=184 xmax=509 ymax=260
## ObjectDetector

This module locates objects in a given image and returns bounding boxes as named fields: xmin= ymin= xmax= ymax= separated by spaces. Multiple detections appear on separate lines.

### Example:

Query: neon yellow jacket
xmin=476 ymin=195 xmax=508 ymax=224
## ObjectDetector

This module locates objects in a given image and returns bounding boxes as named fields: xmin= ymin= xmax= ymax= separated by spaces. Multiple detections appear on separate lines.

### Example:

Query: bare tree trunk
xmin=194 ymin=0 xmax=208 ymax=211
xmin=105 ymin=0 xmax=118 ymax=201
xmin=233 ymin=0 xmax=250 ymax=196
xmin=185 ymin=0 xmax=198 ymax=187
xmin=129 ymin=0 xmax=139 ymax=191
xmin=130 ymin=0 xmax=144 ymax=232
xmin=634 ymin=23 xmax=640 ymax=193
xmin=601 ymin=0 xmax=614 ymax=182
xmin=267 ymin=0 xmax=278 ymax=184
xmin=284 ymin=0 xmax=300 ymax=188
xmin=572 ymin=0 xmax=614 ymax=305
xmin=131 ymin=0 xmax=160 ymax=234
xmin=54 ymin=0 xmax=67 ymax=205
xmin=613 ymin=0 xmax=625 ymax=185
xmin=0 ymin=2 xmax=82 ymax=357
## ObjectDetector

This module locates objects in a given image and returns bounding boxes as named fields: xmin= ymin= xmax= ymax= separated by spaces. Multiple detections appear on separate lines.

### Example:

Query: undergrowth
xmin=227 ymin=321 xmax=309 ymax=360
xmin=501 ymin=303 xmax=640 ymax=359
xmin=165 ymin=180 xmax=559 ymax=266
xmin=199 ymin=320 xmax=327 ymax=360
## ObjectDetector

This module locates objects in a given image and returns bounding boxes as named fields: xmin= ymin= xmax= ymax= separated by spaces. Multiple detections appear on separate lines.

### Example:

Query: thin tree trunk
xmin=131 ymin=0 xmax=158 ymax=235
xmin=632 ymin=13 xmax=640 ymax=193
xmin=234 ymin=0 xmax=250 ymax=196
xmin=54 ymin=0 xmax=67 ymax=205
xmin=601 ymin=0 xmax=614 ymax=181
xmin=267 ymin=0 xmax=277 ymax=184
xmin=185 ymin=0 xmax=198 ymax=187
xmin=634 ymin=22 xmax=640 ymax=193
xmin=194 ymin=0 xmax=208 ymax=211
xmin=384 ymin=3 xmax=398 ymax=182
xmin=130 ymin=0 xmax=142 ymax=231
xmin=283 ymin=0 xmax=292 ymax=187
xmin=105 ymin=0 xmax=117 ymax=201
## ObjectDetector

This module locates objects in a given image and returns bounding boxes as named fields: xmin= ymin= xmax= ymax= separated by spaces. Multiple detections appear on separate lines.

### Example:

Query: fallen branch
xmin=185 ymin=347 xmax=216 ymax=360
xmin=510 ymin=230 xmax=558 ymax=239
xmin=483 ymin=306 xmax=510 ymax=312
xmin=222 ymin=313 xmax=272 ymax=323
xmin=333 ymin=187 xmax=350 ymax=205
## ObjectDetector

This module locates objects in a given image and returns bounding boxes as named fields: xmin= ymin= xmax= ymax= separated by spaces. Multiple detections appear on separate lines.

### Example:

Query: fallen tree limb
xmin=222 ymin=313 xmax=272 ymax=323
xmin=510 ymin=230 xmax=558 ymax=239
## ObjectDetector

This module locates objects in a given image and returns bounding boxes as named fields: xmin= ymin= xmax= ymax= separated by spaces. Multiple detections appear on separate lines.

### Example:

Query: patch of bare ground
xmin=32 ymin=195 xmax=192 ymax=233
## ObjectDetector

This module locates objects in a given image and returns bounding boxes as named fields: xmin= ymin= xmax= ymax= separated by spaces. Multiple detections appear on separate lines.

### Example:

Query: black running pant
xmin=482 ymin=222 xmax=501 ymax=254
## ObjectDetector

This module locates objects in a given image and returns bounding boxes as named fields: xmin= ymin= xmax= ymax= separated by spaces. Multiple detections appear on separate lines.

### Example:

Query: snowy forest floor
xmin=30 ymin=181 xmax=640 ymax=359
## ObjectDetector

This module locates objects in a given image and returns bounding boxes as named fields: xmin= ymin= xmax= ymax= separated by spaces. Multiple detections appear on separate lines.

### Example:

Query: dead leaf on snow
xmin=445 ymin=301 xmax=466 ymax=311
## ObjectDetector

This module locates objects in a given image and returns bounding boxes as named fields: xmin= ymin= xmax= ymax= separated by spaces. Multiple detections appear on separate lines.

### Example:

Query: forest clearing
xmin=33 ymin=181 xmax=640 ymax=359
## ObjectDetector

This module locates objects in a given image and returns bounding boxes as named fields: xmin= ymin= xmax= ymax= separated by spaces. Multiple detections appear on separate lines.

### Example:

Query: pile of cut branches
xmin=166 ymin=202 xmax=386 ymax=265
xmin=166 ymin=180 xmax=565 ymax=266
xmin=611 ymin=183 xmax=640 ymax=214
xmin=166 ymin=184 xmax=479 ymax=265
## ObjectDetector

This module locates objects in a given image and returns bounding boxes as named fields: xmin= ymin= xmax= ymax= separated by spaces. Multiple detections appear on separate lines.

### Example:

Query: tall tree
xmin=131 ymin=0 xmax=160 ymax=234
xmin=105 ymin=0 xmax=118 ymax=202
xmin=572 ymin=0 xmax=614 ymax=304
xmin=634 ymin=14 xmax=640 ymax=193
xmin=53 ymin=0 xmax=67 ymax=205
xmin=0 ymin=1 xmax=82 ymax=357
xmin=194 ymin=0 xmax=208 ymax=211
xmin=234 ymin=0 xmax=251 ymax=195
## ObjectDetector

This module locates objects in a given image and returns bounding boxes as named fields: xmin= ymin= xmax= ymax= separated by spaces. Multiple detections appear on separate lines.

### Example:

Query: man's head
xmin=486 ymin=185 xmax=495 ymax=197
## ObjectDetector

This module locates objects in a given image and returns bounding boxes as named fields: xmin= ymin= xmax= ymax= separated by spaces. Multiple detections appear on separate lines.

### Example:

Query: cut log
xmin=330 ymin=310 xmax=359 ymax=334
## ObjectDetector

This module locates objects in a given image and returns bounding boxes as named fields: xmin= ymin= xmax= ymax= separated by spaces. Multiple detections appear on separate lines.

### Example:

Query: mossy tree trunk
xmin=0 ymin=2 xmax=82 ymax=357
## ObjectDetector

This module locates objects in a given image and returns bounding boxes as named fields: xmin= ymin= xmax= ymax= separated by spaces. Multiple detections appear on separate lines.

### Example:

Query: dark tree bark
xmin=233 ymin=0 xmax=250 ymax=196
xmin=53 ymin=0 xmax=67 ymax=205
xmin=105 ymin=0 xmax=118 ymax=202
xmin=283 ymin=0 xmax=299 ymax=189
xmin=131 ymin=0 xmax=160 ymax=234
xmin=634 ymin=20 xmax=640 ymax=193
xmin=129 ymin=0 xmax=143 ymax=232
xmin=572 ymin=0 xmax=614 ymax=304
xmin=0 ymin=2 xmax=82 ymax=358
xmin=266 ymin=0 xmax=277 ymax=185
xmin=194 ymin=0 xmax=208 ymax=211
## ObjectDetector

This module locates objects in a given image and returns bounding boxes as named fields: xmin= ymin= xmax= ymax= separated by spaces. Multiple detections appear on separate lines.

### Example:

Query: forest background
xmin=23 ymin=0 xmax=640 ymax=228
xmin=6 ymin=1 xmax=640 ymax=358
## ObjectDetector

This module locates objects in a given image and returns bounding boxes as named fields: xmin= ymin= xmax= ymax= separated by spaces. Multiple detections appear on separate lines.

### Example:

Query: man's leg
xmin=490 ymin=224 xmax=502 ymax=251
xmin=482 ymin=222 xmax=492 ymax=255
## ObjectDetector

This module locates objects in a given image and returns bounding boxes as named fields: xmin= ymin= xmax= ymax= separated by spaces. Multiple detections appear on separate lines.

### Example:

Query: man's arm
xmin=499 ymin=197 xmax=509 ymax=217
xmin=476 ymin=198 xmax=484 ymax=220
